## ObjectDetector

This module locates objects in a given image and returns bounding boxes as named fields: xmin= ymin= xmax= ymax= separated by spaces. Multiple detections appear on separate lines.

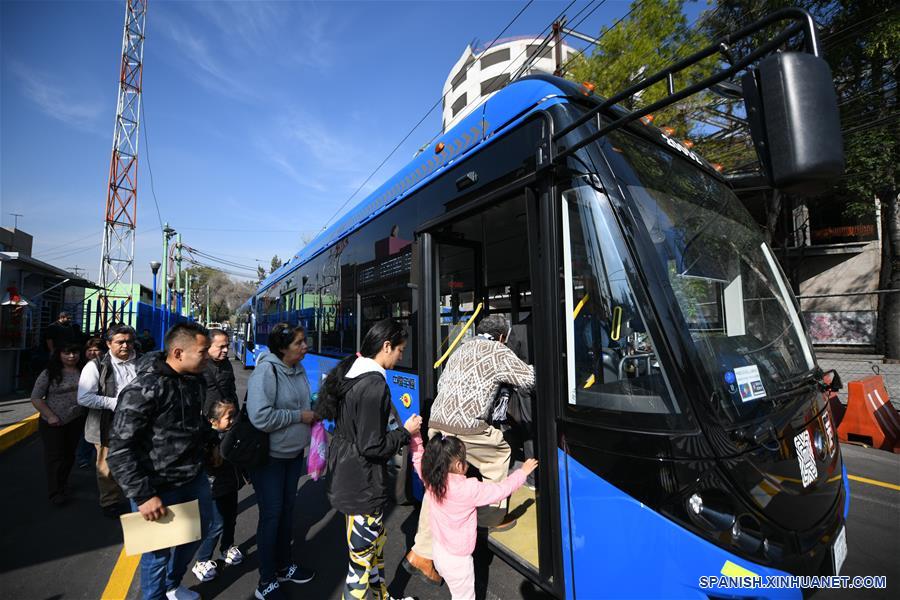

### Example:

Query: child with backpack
xmin=411 ymin=431 xmax=537 ymax=599
xmin=192 ymin=397 xmax=246 ymax=582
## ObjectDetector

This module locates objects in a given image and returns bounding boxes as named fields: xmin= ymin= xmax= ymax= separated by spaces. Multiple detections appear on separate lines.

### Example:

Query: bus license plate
xmin=832 ymin=526 xmax=847 ymax=575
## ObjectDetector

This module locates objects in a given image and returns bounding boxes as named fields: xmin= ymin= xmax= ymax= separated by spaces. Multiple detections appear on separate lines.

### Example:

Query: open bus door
xmin=416 ymin=186 xmax=566 ymax=595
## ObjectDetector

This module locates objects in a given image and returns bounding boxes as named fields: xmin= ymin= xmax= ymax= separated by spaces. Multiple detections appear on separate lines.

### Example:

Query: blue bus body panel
xmin=245 ymin=344 xmax=263 ymax=368
xmin=842 ymin=462 xmax=850 ymax=519
xmin=301 ymin=352 xmax=424 ymax=499
xmin=559 ymin=450 xmax=799 ymax=599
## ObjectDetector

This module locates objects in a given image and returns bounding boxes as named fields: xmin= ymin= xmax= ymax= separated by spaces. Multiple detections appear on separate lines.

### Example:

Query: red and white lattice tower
xmin=97 ymin=0 xmax=147 ymax=329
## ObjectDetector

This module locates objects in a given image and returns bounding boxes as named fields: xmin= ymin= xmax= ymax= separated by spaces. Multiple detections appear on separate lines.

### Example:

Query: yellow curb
xmin=0 ymin=413 xmax=40 ymax=454
xmin=848 ymin=474 xmax=900 ymax=492
xmin=101 ymin=546 xmax=140 ymax=600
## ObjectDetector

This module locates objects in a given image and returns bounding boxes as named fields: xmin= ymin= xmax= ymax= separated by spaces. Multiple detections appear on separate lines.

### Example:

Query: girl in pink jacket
xmin=411 ymin=431 xmax=537 ymax=600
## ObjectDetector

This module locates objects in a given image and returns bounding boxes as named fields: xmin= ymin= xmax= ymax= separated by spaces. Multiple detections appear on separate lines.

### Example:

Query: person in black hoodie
xmin=317 ymin=318 xmax=422 ymax=600
xmin=107 ymin=322 xmax=213 ymax=600
xmin=191 ymin=396 xmax=245 ymax=583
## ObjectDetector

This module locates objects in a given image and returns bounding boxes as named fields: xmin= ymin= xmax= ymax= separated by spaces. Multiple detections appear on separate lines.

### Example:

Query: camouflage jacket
xmin=107 ymin=353 xmax=212 ymax=503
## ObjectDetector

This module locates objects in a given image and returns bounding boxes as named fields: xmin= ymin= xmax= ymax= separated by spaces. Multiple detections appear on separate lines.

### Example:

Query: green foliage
xmin=568 ymin=0 xmax=718 ymax=139
xmin=269 ymin=254 xmax=283 ymax=274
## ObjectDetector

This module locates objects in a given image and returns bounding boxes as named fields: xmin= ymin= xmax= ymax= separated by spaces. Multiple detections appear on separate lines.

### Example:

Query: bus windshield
xmin=603 ymin=130 xmax=816 ymax=424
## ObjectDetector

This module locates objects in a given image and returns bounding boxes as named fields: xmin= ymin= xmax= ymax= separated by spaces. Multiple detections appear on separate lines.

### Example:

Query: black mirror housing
xmin=742 ymin=52 xmax=844 ymax=194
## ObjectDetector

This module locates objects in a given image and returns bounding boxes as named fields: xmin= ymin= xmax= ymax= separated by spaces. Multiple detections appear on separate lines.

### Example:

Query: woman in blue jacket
xmin=247 ymin=323 xmax=317 ymax=600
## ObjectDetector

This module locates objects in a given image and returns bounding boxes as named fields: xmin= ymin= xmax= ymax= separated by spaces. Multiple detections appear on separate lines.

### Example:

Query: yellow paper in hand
xmin=120 ymin=500 xmax=202 ymax=556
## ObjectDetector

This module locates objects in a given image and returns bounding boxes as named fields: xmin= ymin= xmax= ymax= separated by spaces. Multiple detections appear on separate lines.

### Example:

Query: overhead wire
xmin=317 ymin=0 xmax=538 ymax=233
xmin=140 ymin=97 xmax=165 ymax=231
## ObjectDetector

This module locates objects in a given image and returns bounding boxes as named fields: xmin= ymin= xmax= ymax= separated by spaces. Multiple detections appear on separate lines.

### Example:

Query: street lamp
xmin=166 ymin=275 xmax=176 ymax=310
xmin=150 ymin=261 xmax=161 ymax=310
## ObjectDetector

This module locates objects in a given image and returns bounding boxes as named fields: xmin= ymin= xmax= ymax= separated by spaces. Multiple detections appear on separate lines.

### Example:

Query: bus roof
xmin=255 ymin=75 xmax=576 ymax=295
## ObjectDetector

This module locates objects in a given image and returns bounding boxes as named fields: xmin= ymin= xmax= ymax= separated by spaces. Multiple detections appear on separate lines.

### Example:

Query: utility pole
xmin=185 ymin=274 xmax=192 ymax=319
xmin=161 ymin=223 xmax=174 ymax=339
xmin=8 ymin=213 xmax=23 ymax=229
xmin=176 ymin=233 xmax=183 ymax=315
xmin=97 ymin=0 xmax=148 ymax=331
xmin=206 ymin=285 xmax=210 ymax=324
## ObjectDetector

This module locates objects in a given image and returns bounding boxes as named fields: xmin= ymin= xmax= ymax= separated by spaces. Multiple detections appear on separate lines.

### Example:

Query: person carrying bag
xmin=245 ymin=323 xmax=318 ymax=600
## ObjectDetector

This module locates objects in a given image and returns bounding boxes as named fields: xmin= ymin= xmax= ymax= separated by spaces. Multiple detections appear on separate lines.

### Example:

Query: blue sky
xmin=1 ymin=0 xmax=701 ymax=287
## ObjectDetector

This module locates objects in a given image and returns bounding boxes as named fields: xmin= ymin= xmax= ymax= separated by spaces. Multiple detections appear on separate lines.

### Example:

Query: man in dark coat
xmin=107 ymin=322 xmax=213 ymax=600
xmin=204 ymin=329 xmax=237 ymax=407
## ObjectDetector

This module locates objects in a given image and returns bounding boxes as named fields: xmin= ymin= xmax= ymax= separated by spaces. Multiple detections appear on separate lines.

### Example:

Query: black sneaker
xmin=277 ymin=563 xmax=315 ymax=584
xmin=254 ymin=581 xmax=284 ymax=600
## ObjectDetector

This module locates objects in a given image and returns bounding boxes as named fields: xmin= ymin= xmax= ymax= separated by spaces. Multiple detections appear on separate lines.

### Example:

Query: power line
xmin=317 ymin=0 xmax=537 ymax=233
xmin=184 ymin=245 xmax=259 ymax=271
xmin=558 ymin=0 xmax=644 ymax=75
xmin=140 ymin=97 xmax=165 ymax=230
xmin=426 ymin=0 xmax=580 ymax=149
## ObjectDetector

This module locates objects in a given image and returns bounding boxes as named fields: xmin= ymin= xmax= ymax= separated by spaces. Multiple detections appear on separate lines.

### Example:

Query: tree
xmin=567 ymin=0 xmax=717 ymax=139
xmin=256 ymin=265 xmax=267 ymax=285
xmin=184 ymin=265 xmax=256 ymax=324
xmin=270 ymin=255 xmax=283 ymax=274
xmin=702 ymin=1 xmax=899 ymax=355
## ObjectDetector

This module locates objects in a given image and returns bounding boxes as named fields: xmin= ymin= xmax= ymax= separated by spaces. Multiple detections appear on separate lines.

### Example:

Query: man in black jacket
xmin=204 ymin=329 xmax=237 ymax=406
xmin=108 ymin=322 xmax=212 ymax=600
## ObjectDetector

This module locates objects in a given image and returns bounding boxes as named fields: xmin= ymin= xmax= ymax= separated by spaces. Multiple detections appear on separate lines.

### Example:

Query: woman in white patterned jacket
xmin=402 ymin=313 xmax=535 ymax=586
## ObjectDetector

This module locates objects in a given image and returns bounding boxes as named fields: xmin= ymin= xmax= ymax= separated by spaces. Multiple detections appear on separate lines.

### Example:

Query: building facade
xmin=441 ymin=36 xmax=576 ymax=132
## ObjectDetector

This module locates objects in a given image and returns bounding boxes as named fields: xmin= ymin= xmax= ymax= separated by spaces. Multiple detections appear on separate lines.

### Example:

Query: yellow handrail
xmin=433 ymin=302 xmax=483 ymax=369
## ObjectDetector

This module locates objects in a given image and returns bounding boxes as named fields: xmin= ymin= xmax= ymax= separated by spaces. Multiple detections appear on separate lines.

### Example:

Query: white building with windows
xmin=441 ymin=36 xmax=577 ymax=132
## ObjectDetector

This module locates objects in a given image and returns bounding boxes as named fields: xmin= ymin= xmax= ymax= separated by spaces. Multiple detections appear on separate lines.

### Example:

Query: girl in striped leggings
xmin=317 ymin=319 xmax=422 ymax=600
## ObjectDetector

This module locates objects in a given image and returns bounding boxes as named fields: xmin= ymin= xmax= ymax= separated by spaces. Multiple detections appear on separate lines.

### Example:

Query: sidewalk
xmin=817 ymin=352 xmax=900 ymax=411
xmin=0 ymin=393 xmax=38 ymax=428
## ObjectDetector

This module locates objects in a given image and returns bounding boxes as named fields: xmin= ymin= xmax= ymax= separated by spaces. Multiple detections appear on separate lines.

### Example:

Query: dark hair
xmin=204 ymin=396 xmax=236 ymax=420
xmin=208 ymin=328 xmax=229 ymax=342
xmin=266 ymin=323 xmax=305 ymax=359
xmin=47 ymin=341 xmax=86 ymax=385
xmin=164 ymin=322 xmax=210 ymax=355
xmin=84 ymin=336 xmax=105 ymax=354
xmin=104 ymin=323 xmax=136 ymax=342
xmin=421 ymin=434 xmax=467 ymax=502
xmin=476 ymin=314 xmax=509 ymax=340
xmin=316 ymin=318 xmax=408 ymax=420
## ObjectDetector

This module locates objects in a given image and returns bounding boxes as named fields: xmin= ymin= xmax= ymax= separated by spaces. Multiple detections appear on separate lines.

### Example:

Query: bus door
xmin=417 ymin=189 xmax=561 ymax=588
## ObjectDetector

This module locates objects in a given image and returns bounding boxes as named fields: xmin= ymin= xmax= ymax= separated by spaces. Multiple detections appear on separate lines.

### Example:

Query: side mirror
xmin=742 ymin=52 xmax=844 ymax=194
xmin=822 ymin=369 xmax=842 ymax=392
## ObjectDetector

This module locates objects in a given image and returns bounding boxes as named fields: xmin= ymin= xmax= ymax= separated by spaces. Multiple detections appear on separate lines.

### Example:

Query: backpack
xmin=220 ymin=363 xmax=276 ymax=470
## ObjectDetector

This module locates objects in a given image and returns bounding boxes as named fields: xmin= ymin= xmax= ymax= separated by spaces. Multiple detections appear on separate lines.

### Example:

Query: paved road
xmin=0 ymin=359 xmax=896 ymax=599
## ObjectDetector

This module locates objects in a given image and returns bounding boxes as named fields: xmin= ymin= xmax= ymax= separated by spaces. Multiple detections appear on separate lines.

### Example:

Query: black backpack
xmin=219 ymin=364 xmax=276 ymax=470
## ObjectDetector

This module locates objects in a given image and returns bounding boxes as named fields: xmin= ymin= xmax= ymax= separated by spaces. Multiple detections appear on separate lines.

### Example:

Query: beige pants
xmin=411 ymin=425 xmax=511 ymax=560
xmin=94 ymin=444 xmax=125 ymax=508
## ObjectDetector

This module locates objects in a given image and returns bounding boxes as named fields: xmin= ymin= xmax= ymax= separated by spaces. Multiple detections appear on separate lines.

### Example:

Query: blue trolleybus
xmin=236 ymin=10 xmax=849 ymax=598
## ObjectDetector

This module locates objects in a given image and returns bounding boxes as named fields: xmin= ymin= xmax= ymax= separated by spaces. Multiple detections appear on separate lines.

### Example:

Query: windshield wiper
xmin=773 ymin=366 xmax=822 ymax=393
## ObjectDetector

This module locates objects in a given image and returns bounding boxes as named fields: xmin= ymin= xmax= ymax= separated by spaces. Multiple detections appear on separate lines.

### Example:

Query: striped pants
xmin=343 ymin=511 xmax=388 ymax=600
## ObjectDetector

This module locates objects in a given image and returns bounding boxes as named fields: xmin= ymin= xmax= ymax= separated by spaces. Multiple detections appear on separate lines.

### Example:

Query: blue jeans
xmin=195 ymin=492 xmax=223 ymax=562
xmin=196 ymin=491 xmax=239 ymax=561
xmin=129 ymin=473 xmax=213 ymax=600
xmin=248 ymin=454 xmax=305 ymax=583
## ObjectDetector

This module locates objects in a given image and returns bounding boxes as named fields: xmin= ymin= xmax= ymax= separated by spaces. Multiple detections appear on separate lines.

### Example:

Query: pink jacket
xmin=411 ymin=434 xmax=527 ymax=556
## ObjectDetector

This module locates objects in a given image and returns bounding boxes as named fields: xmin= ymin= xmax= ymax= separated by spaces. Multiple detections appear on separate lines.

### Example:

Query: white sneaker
xmin=166 ymin=587 xmax=200 ymax=600
xmin=191 ymin=559 xmax=218 ymax=582
xmin=224 ymin=545 xmax=244 ymax=565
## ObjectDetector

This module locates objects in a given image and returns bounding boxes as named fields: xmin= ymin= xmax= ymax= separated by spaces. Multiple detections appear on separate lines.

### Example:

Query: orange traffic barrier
xmin=837 ymin=375 xmax=900 ymax=453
